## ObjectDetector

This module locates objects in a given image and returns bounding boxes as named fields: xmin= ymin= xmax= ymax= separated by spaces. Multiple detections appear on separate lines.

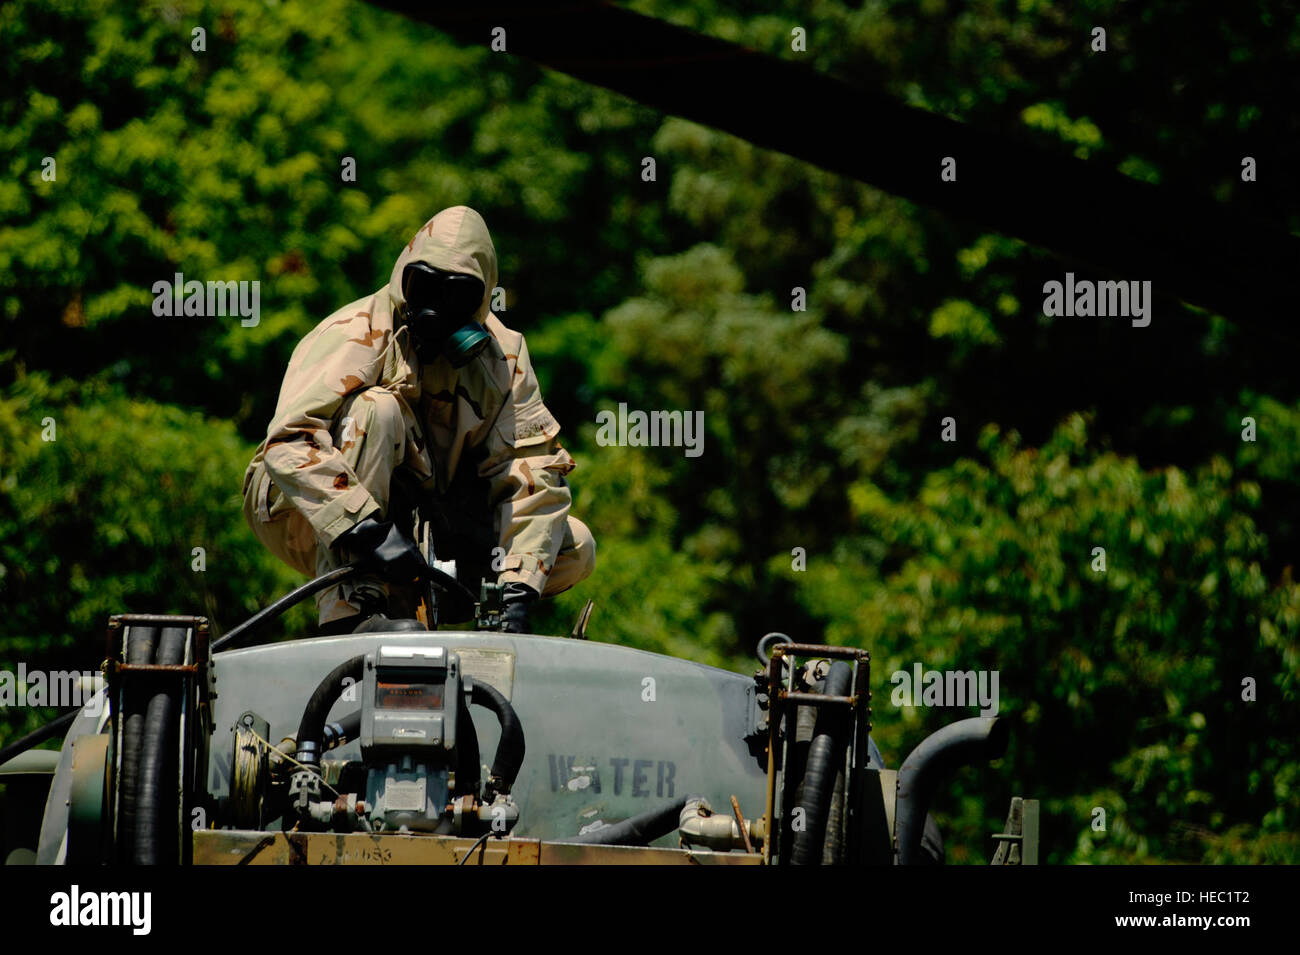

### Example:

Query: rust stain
xmin=285 ymin=832 xmax=309 ymax=866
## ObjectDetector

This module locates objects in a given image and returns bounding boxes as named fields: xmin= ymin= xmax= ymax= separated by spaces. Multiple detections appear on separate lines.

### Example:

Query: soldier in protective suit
xmin=242 ymin=206 xmax=595 ymax=634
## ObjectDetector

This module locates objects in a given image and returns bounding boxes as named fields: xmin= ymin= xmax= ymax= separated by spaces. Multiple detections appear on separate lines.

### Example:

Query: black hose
xmin=468 ymin=680 xmax=524 ymax=797
xmin=0 ymin=709 xmax=79 ymax=767
xmin=213 ymin=565 xmax=359 ymax=652
xmin=133 ymin=625 xmax=187 ymax=864
xmin=789 ymin=660 xmax=853 ymax=865
xmin=568 ymin=795 xmax=693 ymax=846
xmin=295 ymin=656 xmax=366 ymax=771
xmin=895 ymin=717 xmax=1009 ymax=865
xmin=457 ymin=830 xmax=493 ymax=865
xmin=117 ymin=625 xmax=158 ymax=863
xmin=213 ymin=563 xmax=476 ymax=652
xmin=779 ymin=699 xmax=814 ymax=849
xmin=455 ymin=690 xmax=481 ymax=798
xmin=322 ymin=709 xmax=362 ymax=750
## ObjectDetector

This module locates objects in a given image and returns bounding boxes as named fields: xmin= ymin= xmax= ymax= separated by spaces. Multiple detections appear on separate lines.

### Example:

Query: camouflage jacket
xmin=243 ymin=207 xmax=576 ymax=594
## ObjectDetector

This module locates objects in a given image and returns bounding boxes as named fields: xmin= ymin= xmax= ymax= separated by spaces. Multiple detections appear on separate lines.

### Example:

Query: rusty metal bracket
xmin=777 ymin=691 xmax=857 ymax=707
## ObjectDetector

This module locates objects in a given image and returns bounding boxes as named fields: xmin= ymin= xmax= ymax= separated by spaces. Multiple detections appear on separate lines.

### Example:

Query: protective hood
xmin=387 ymin=206 xmax=498 ymax=324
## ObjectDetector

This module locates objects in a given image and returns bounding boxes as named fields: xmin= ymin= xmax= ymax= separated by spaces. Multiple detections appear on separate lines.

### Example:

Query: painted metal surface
xmin=205 ymin=631 xmax=769 ymax=846
xmin=35 ymin=700 xmax=106 ymax=864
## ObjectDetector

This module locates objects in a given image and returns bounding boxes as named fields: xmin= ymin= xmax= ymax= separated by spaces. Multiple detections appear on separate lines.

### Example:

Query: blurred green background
xmin=1 ymin=0 xmax=1297 ymax=863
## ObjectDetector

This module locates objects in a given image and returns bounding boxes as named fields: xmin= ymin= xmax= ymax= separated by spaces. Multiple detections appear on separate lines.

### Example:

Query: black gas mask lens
xmin=402 ymin=263 xmax=490 ymax=367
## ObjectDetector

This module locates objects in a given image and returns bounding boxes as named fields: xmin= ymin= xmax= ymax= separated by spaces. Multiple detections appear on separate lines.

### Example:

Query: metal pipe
xmin=894 ymin=717 xmax=1010 ymax=865
xmin=770 ymin=644 xmax=869 ymax=661
xmin=0 ymin=710 xmax=79 ymax=769
xmin=678 ymin=795 xmax=762 ymax=852
xmin=777 ymin=691 xmax=857 ymax=707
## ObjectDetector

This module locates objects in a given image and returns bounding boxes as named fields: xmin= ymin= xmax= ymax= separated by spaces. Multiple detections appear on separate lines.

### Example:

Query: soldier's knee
xmin=570 ymin=517 xmax=596 ymax=583
xmin=539 ymin=518 xmax=596 ymax=598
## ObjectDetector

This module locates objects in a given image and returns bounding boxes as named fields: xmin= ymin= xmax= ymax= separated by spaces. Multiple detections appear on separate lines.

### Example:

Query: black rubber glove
xmin=333 ymin=516 xmax=428 ymax=584
xmin=500 ymin=582 xmax=539 ymax=633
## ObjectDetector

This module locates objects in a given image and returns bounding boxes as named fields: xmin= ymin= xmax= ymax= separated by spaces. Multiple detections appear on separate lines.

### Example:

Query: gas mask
xmin=401 ymin=262 xmax=491 ymax=367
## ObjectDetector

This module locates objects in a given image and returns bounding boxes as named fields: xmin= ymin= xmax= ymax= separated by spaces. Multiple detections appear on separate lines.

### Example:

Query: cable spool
xmin=230 ymin=714 xmax=270 ymax=830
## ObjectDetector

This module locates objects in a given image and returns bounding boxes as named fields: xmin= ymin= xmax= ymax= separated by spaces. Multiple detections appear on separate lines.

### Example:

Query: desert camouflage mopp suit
xmin=242 ymin=206 xmax=595 ymax=627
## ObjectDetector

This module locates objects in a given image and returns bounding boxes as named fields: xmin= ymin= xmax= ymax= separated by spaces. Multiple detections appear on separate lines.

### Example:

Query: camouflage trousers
xmin=242 ymin=387 xmax=596 ymax=628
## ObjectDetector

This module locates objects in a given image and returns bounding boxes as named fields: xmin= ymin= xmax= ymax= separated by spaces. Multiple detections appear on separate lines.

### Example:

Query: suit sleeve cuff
xmin=498 ymin=554 xmax=549 ymax=595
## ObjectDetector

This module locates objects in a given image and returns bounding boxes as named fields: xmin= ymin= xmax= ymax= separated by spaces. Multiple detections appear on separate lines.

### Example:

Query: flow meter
xmin=359 ymin=645 xmax=461 ymax=832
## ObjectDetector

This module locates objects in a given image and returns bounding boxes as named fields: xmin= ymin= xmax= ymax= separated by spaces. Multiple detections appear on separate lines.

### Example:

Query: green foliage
xmin=787 ymin=415 xmax=1299 ymax=862
xmin=0 ymin=363 xmax=308 ymax=746
xmin=0 ymin=0 xmax=667 ymax=426
xmin=1 ymin=0 xmax=1297 ymax=865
